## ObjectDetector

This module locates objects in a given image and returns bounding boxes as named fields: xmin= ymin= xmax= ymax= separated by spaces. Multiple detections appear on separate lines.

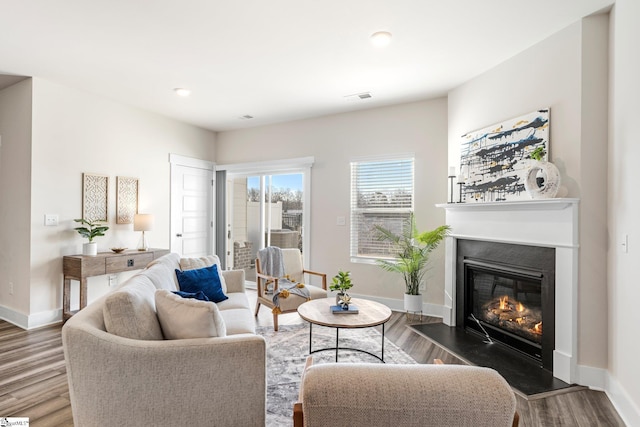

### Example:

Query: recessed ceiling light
xmin=173 ymin=88 xmax=191 ymax=97
xmin=370 ymin=31 xmax=392 ymax=47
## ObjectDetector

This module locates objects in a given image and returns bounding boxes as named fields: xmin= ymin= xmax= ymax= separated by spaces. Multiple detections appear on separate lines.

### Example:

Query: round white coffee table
xmin=297 ymin=298 xmax=392 ymax=362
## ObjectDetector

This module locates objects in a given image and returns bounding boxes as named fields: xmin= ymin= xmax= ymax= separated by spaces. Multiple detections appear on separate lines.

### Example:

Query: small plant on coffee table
xmin=330 ymin=270 xmax=354 ymax=306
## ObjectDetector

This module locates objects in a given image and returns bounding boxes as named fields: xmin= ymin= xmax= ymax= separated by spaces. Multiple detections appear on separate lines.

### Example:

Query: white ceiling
xmin=0 ymin=0 xmax=613 ymax=132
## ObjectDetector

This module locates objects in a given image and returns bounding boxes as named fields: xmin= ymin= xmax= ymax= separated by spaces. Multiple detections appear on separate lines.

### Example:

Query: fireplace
xmin=438 ymin=199 xmax=579 ymax=383
xmin=456 ymin=239 xmax=555 ymax=371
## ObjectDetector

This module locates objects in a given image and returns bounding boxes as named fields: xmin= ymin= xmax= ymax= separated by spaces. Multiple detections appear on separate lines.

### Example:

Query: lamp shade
xmin=133 ymin=214 xmax=154 ymax=232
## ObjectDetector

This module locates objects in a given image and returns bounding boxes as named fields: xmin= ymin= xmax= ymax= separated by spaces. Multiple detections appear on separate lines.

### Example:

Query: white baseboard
xmin=606 ymin=375 xmax=640 ymax=427
xmin=577 ymin=364 xmax=607 ymax=391
xmin=0 ymin=304 xmax=29 ymax=329
xmin=346 ymin=293 xmax=444 ymax=318
xmin=0 ymin=304 xmax=62 ymax=330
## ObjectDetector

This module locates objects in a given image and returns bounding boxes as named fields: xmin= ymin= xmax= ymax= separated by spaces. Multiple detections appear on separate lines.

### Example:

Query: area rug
xmin=258 ymin=323 xmax=416 ymax=426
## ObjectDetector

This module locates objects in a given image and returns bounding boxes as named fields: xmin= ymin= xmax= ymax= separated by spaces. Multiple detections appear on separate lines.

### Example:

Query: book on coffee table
xmin=330 ymin=305 xmax=359 ymax=314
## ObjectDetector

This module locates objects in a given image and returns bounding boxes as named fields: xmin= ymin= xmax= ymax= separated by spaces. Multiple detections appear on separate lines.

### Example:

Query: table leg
xmin=63 ymin=278 xmax=71 ymax=321
xmin=309 ymin=322 xmax=313 ymax=355
xmin=382 ymin=323 xmax=385 ymax=362
xmin=335 ymin=328 xmax=339 ymax=362
xmin=79 ymin=278 xmax=88 ymax=311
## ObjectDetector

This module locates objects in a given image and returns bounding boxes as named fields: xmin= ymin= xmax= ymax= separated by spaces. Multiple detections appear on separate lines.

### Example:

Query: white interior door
xmin=170 ymin=155 xmax=214 ymax=257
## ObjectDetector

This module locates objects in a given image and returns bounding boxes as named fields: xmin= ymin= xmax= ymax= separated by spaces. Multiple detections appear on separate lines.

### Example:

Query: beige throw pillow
xmin=179 ymin=255 xmax=227 ymax=293
xmin=103 ymin=278 xmax=164 ymax=340
xmin=155 ymin=289 xmax=227 ymax=339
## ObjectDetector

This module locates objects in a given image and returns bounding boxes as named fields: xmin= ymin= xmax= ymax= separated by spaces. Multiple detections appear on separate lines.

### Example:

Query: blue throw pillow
xmin=175 ymin=264 xmax=228 ymax=303
xmin=172 ymin=290 xmax=210 ymax=301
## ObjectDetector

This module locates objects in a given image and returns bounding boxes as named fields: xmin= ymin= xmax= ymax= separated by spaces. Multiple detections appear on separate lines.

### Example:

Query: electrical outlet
xmin=9 ymin=282 xmax=14 ymax=295
xmin=44 ymin=214 xmax=59 ymax=226
xmin=419 ymin=282 xmax=426 ymax=292
xmin=108 ymin=275 xmax=117 ymax=287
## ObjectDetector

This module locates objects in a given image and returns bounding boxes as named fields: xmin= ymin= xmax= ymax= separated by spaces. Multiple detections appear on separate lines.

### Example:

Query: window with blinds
xmin=350 ymin=156 xmax=414 ymax=262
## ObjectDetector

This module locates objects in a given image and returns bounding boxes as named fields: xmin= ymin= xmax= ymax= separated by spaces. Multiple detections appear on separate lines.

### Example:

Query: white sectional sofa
xmin=62 ymin=253 xmax=266 ymax=427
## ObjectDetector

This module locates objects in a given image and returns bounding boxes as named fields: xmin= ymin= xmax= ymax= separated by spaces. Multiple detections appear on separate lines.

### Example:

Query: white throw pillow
xmin=179 ymin=255 xmax=227 ymax=293
xmin=155 ymin=289 xmax=227 ymax=339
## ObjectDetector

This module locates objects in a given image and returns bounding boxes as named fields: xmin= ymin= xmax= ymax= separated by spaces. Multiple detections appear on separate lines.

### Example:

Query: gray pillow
xmin=103 ymin=277 xmax=163 ymax=340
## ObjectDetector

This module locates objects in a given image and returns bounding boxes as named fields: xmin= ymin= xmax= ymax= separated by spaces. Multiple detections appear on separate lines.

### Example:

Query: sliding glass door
xmin=217 ymin=157 xmax=313 ymax=285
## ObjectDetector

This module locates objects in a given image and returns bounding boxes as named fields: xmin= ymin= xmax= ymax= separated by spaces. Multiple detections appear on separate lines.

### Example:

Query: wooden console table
xmin=63 ymin=248 xmax=170 ymax=322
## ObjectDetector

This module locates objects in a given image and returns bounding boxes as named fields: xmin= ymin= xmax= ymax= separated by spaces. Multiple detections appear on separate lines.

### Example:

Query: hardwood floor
xmin=0 ymin=290 xmax=626 ymax=426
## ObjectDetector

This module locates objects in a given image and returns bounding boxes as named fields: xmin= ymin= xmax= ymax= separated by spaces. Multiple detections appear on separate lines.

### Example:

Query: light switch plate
xmin=336 ymin=216 xmax=346 ymax=226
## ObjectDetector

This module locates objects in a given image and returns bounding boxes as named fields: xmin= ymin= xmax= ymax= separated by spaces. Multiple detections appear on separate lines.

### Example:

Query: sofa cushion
xmin=175 ymin=264 xmax=228 ymax=303
xmin=219 ymin=308 xmax=256 ymax=335
xmin=155 ymin=289 xmax=227 ymax=339
xmin=180 ymin=255 xmax=227 ymax=293
xmin=144 ymin=261 xmax=179 ymax=291
xmin=216 ymin=292 xmax=251 ymax=311
xmin=103 ymin=277 xmax=164 ymax=340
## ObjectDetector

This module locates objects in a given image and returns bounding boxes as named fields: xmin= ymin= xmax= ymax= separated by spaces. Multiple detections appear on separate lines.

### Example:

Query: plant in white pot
xmin=374 ymin=214 xmax=450 ymax=313
xmin=523 ymin=146 xmax=561 ymax=199
xmin=74 ymin=218 xmax=109 ymax=256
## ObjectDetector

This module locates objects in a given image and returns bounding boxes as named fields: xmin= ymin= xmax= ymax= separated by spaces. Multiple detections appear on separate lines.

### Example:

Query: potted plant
xmin=374 ymin=214 xmax=450 ymax=312
xmin=330 ymin=270 xmax=354 ymax=307
xmin=523 ymin=146 xmax=561 ymax=199
xmin=74 ymin=218 xmax=109 ymax=256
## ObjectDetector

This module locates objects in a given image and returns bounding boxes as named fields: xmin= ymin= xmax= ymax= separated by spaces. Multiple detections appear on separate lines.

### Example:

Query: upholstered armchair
xmin=255 ymin=247 xmax=327 ymax=331
xmin=294 ymin=357 xmax=519 ymax=427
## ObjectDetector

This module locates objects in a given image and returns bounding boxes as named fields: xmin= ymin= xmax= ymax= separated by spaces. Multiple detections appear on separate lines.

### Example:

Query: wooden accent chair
xmin=255 ymin=248 xmax=327 ymax=331
xmin=294 ymin=357 xmax=519 ymax=427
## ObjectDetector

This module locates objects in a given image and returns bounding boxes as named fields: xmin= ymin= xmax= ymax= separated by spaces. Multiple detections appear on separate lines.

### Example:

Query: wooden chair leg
xmin=254 ymin=301 xmax=261 ymax=316
xmin=273 ymin=313 xmax=279 ymax=331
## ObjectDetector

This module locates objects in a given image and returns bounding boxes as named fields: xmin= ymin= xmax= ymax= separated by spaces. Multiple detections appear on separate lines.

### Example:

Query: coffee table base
xmin=307 ymin=323 xmax=386 ymax=363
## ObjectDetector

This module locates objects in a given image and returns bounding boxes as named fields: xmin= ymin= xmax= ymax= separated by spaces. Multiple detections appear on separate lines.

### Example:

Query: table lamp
xmin=133 ymin=214 xmax=154 ymax=251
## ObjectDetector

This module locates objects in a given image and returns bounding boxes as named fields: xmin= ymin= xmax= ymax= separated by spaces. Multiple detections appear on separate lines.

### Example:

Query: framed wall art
xmin=116 ymin=176 xmax=139 ymax=224
xmin=82 ymin=173 xmax=109 ymax=222
xmin=459 ymin=109 xmax=549 ymax=203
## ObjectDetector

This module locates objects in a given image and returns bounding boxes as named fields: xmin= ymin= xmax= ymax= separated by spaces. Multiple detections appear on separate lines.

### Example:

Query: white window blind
xmin=350 ymin=156 xmax=414 ymax=262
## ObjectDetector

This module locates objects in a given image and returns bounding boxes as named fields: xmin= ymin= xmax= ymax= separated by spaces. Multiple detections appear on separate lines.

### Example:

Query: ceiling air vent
xmin=344 ymin=92 xmax=373 ymax=102
xmin=239 ymin=115 xmax=254 ymax=120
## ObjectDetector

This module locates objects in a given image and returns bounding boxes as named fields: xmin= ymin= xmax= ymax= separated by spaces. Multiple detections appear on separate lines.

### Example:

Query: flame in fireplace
xmin=516 ymin=302 xmax=525 ymax=312
xmin=533 ymin=322 xmax=543 ymax=335
xmin=499 ymin=296 xmax=508 ymax=310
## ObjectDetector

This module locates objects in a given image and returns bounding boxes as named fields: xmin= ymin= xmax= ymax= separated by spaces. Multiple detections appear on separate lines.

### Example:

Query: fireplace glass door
xmin=465 ymin=260 xmax=544 ymax=362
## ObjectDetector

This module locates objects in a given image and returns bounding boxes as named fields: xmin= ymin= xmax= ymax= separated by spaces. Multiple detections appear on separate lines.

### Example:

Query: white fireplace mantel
xmin=438 ymin=198 xmax=579 ymax=384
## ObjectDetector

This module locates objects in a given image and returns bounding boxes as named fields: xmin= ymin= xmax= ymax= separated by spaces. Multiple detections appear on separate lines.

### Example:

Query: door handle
xmin=176 ymin=233 xmax=183 ymax=237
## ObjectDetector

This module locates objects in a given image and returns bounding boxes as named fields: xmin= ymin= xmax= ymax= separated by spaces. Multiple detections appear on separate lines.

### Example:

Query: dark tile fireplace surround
xmin=411 ymin=238 xmax=573 ymax=397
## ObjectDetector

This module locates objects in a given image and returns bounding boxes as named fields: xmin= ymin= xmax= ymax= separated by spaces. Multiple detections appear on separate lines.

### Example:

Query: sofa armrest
xmin=63 ymin=323 xmax=265 ymax=426
xmin=300 ymin=363 xmax=517 ymax=427
xmin=222 ymin=268 xmax=246 ymax=293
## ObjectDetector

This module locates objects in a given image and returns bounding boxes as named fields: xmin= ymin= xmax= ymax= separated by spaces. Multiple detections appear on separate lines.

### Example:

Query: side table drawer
xmin=63 ymin=256 xmax=106 ymax=278
xmin=106 ymin=253 xmax=154 ymax=273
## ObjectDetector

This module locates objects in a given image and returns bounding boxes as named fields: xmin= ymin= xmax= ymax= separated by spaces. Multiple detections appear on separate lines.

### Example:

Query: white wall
xmin=448 ymin=16 xmax=609 ymax=375
xmin=217 ymin=99 xmax=449 ymax=310
xmin=0 ymin=79 xmax=33 ymax=323
xmin=608 ymin=0 xmax=640 ymax=423
xmin=1 ymin=78 xmax=216 ymax=328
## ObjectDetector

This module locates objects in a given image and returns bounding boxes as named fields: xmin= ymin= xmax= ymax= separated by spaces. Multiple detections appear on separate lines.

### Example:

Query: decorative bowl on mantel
xmin=110 ymin=248 xmax=127 ymax=254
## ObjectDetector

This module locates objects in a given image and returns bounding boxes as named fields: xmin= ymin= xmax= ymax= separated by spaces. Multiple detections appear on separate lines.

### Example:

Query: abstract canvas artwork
xmin=82 ymin=173 xmax=108 ymax=222
xmin=116 ymin=176 xmax=138 ymax=224
xmin=459 ymin=109 xmax=549 ymax=203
